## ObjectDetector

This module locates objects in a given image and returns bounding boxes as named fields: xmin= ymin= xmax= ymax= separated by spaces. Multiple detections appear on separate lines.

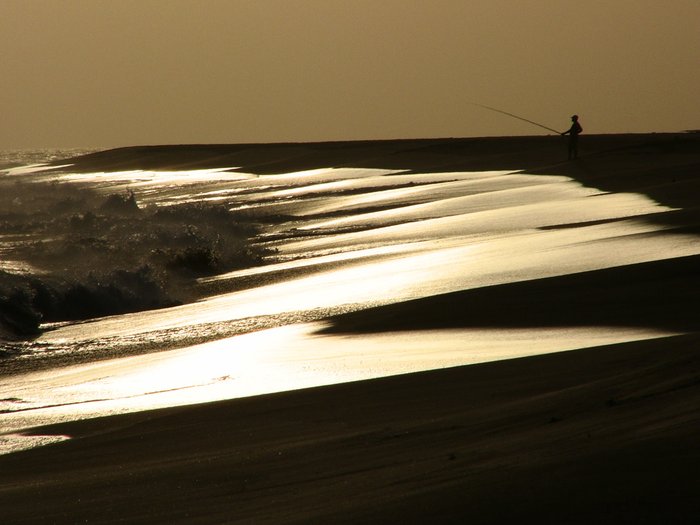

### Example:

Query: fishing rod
xmin=472 ymin=103 xmax=561 ymax=135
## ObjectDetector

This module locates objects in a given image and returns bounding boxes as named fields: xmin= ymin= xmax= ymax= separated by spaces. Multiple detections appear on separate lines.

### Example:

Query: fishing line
xmin=471 ymin=103 xmax=561 ymax=134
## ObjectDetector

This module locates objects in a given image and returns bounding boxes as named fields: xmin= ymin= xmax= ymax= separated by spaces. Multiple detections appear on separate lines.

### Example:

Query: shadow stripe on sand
xmin=320 ymin=254 xmax=700 ymax=333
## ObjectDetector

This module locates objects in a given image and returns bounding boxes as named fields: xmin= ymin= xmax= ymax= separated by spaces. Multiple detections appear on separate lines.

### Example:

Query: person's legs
xmin=569 ymin=136 xmax=578 ymax=159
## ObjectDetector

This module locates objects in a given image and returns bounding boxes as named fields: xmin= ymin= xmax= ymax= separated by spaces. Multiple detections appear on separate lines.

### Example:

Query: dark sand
xmin=2 ymin=335 xmax=699 ymax=524
xmin=2 ymin=133 xmax=700 ymax=523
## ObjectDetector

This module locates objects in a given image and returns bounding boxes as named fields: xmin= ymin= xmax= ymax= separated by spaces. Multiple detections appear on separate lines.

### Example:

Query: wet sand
xmin=2 ymin=133 xmax=700 ymax=523
xmin=2 ymin=334 xmax=699 ymax=524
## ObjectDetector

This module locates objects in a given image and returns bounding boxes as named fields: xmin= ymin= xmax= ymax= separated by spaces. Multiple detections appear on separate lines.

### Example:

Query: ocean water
xmin=0 ymin=148 xmax=99 ymax=171
xmin=1 ymin=144 xmax=698 ymax=453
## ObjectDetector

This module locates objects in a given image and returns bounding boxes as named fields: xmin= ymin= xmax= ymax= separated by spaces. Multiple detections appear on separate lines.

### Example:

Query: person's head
xmin=571 ymin=115 xmax=579 ymax=121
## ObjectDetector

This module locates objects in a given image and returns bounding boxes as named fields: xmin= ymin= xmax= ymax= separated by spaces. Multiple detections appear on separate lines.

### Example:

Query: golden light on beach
xmin=3 ymin=131 xmax=700 ymax=524
xmin=1 ymin=322 xmax=678 ymax=452
xmin=2 ymin=1 xmax=700 ymax=521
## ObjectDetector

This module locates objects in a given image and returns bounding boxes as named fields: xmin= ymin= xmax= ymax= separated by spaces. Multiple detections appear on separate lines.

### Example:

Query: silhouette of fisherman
xmin=561 ymin=115 xmax=583 ymax=159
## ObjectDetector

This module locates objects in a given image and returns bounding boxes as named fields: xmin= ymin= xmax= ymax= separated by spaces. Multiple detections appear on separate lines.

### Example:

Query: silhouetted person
xmin=561 ymin=115 xmax=582 ymax=159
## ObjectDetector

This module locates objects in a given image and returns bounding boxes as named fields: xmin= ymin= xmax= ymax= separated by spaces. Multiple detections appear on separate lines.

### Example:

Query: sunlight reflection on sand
xmin=0 ymin=322 xmax=678 ymax=454
xmin=3 ymin=161 xmax=699 ymax=454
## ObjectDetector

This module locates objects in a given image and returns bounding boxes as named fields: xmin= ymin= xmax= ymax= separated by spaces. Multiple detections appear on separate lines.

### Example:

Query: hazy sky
xmin=2 ymin=0 xmax=698 ymax=149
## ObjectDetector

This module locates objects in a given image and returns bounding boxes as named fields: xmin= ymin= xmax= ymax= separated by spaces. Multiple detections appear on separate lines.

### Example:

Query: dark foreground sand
xmin=2 ymin=335 xmax=699 ymax=524
xmin=2 ymin=133 xmax=700 ymax=523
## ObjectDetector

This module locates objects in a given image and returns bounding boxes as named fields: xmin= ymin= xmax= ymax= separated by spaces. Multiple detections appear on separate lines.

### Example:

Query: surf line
xmin=471 ymin=103 xmax=561 ymax=134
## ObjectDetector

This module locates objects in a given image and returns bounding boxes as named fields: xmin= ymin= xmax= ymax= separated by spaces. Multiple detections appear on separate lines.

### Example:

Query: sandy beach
xmin=2 ymin=133 xmax=700 ymax=523
xmin=2 ymin=333 xmax=699 ymax=524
